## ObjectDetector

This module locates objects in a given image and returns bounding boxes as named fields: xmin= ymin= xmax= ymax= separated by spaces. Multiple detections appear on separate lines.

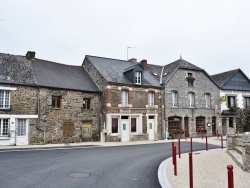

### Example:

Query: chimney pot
xmin=128 ymin=58 xmax=137 ymax=63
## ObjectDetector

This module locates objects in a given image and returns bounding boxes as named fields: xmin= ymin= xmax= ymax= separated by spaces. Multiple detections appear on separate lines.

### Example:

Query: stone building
xmin=0 ymin=52 xmax=100 ymax=145
xmin=211 ymin=69 xmax=250 ymax=135
xmin=148 ymin=58 xmax=221 ymax=138
xmin=82 ymin=56 xmax=163 ymax=142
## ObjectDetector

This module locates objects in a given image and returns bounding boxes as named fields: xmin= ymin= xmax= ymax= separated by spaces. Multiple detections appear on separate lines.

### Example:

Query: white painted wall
xmin=220 ymin=90 xmax=250 ymax=111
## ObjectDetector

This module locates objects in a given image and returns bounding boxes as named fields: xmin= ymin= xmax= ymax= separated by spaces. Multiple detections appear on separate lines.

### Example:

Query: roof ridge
xmin=34 ymin=58 xmax=82 ymax=67
xmin=211 ymin=68 xmax=240 ymax=77
xmin=86 ymin=55 xmax=131 ymax=63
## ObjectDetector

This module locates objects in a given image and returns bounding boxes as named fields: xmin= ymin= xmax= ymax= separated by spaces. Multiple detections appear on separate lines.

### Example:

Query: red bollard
xmin=172 ymin=142 xmax=174 ymax=165
xmin=206 ymin=136 xmax=208 ymax=151
xmin=178 ymin=138 xmax=181 ymax=158
xmin=221 ymin=135 xmax=224 ymax=149
xmin=189 ymin=152 xmax=193 ymax=188
xmin=227 ymin=165 xmax=234 ymax=188
xmin=190 ymin=137 xmax=193 ymax=153
xmin=174 ymin=146 xmax=177 ymax=176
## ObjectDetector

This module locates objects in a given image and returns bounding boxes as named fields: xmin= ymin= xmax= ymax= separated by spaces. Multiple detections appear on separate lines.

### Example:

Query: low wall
xmin=227 ymin=132 xmax=250 ymax=172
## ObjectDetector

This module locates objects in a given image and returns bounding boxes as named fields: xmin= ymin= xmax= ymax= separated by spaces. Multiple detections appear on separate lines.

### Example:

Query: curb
xmin=158 ymin=157 xmax=173 ymax=188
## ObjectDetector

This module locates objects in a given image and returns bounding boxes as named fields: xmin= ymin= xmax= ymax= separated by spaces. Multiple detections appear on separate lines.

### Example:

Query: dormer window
xmin=135 ymin=71 xmax=142 ymax=84
xmin=186 ymin=73 xmax=195 ymax=87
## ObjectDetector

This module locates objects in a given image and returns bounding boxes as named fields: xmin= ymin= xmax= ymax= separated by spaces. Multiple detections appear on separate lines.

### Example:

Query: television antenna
xmin=127 ymin=47 xmax=136 ymax=60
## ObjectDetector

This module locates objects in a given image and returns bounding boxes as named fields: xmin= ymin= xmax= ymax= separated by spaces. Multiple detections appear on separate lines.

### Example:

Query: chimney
xmin=140 ymin=59 xmax=147 ymax=69
xmin=26 ymin=51 xmax=36 ymax=60
xmin=128 ymin=58 xmax=137 ymax=63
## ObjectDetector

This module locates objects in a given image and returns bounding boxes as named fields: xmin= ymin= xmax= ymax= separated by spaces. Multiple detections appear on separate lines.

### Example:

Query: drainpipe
xmin=160 ymin=67 xmax=166 ymax=139
xmin=98 ymin=91 xmax=102 ymax=141
xmin=36 ymin=87 xmax=46 ymax=144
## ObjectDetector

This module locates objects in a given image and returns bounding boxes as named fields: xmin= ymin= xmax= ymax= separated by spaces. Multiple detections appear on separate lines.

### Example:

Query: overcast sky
xmin=1 ymin=0 xmax=250 ymax=77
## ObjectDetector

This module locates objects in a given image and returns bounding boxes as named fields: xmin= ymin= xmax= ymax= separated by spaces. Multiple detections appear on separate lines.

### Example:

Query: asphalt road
xmin=0 ymin=142 xmax=219 ymax=188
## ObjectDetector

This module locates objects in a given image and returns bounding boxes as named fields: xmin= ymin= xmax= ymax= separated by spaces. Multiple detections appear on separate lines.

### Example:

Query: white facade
xmin=0 ymin=114 xmax=38 ymax=146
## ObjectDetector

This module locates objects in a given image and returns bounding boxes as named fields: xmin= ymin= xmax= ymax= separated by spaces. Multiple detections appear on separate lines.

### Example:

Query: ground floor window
xmin=168 ymin=116 xmax=181 ymax=130
xmin=131 ymin=118 xmax=137 ymax=133
xmin=229 ymin=117 xmax=234 ymax=128
xmin=196 ymin=116 xmax=205 ymax=131
xmin=0 ymin=118 xmax=10 ymax=136
xmin=112 ymin=118 xmax=118 ymax=133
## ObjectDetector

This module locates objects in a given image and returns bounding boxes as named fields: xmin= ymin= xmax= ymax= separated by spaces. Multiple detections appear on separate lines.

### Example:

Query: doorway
xmin=82 ymin=122 xmax=92 ymax=141
xmin=148 ymin=116 xmax=155 ymax=140
xmin=16 ymin=119 xmax=29 ymax=145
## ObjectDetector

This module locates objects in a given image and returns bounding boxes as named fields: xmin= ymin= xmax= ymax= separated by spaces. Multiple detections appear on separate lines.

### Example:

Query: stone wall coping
xmin=242 ymin=132 xmax=250 ymax=143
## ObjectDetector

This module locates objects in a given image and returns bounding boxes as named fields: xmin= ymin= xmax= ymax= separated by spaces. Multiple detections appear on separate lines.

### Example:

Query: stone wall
xmin=227 ymin=132 xmax=250 ymax=172
xmin=165 ymin=69 xmax=220 ymax=137
xmin=31 ymin=88 xmax=100 ymax=144
xmin=0 ymin=84 xmax=38 ymax=115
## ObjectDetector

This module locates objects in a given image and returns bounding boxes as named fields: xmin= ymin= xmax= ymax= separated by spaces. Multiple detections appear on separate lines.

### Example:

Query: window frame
xmin=148 ymin=92 xmax=154 ymax=107
xmin=135 ymin=71 xmax=142 ymax=85
xmin=121 ymin=90 xmax=128 ymax=106
xmin=196 ymin=116 xmax=205 ymax=131
xmin=244 ymin=97 xmax=250 ymax=108
xmin=0 ymin=118 xmax=10 ymax=136
xmin=188 ymin=92 xmax=195 ymax=107
xmin=0 ymin=90 xmax=10 ymax=109
xmin=171 ymin=91 xmax=178 ymax=107
xmin=131 ymin=117 xmax=137 ymax=133
xmin=111 ymin=117 xmax=119 ymax=134
xmin=204 ymin=93 xmax=211 ymax=108
xmin=227 ymin=96 xmax=236 ymax=108
xmin=83 ymin=98 xmax=91 ymax=110
xmin=52 ymin=96 xmax=62 ymax=108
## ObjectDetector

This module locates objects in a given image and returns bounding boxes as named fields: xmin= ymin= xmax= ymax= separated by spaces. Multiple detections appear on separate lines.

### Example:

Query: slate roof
xmin=211 ymin=69 xmax=250 ymax=91
xmin=85 ymin=55 xmax=161 ymax=87
xmin=32 ymin=59 xmax=100 ymax=92
xmin=0 ymin=53 xmax=100 ymax=92
xmin=147 ymin=58 xmax=204 ymax=83
xmin=210 ymin=69 xmax=240 ymax=87
xmin=210 ymin=69 xmax=239 ymax=87
xmin=0 ymin=53 xmax=38 ymax=85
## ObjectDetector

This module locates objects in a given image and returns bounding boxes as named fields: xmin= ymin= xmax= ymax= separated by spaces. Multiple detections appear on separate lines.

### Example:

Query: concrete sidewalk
xmin=158 ymin=137 xmax=250 ymax=188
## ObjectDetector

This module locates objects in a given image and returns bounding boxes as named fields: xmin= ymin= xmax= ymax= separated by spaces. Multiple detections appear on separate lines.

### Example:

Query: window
xmin=0 ymin=90 xmax=10 ymax=109
xmin=196 ymin=116 xmax=205 ymax=131
xmin=227 ymin=96 xmax=236 ymax=108
xmin=121 ymin=90 xmax=128 ymax=106
xmin=135 ymin=71 xmax=142 ymax=84
xmin=171 ymin=91 xmax=178 ymax=107
xmin=186 ymin=73 xmax=195 ymax=86
xmin=112 ymin=118 xmax=118 ymax=133
xmin=148 ymin=92 xmax=154 ymax=107
xmin=63 ymin=122 xmax=74 ymax=137
xmin=0 ymin=119 xmax=10 ymax=136
xmin=52 ymin=96 xmax=61 ymax=108
xmin=188 ymin=92 xmax=195 ymax=107
xmin=131 ymin=118 xmax=137 ymax=133
xmin=244 ymin=97 xmax=250 ymax=108
xmin=204 ymin=93 xmax=211 ymax=108
xmin=83 ymin=98 xmax=91 ymax=109
xmin=17 ymin=119 xmax=26 ymax=136
xmin=168 ymin=116 xmax=181 ymax=130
